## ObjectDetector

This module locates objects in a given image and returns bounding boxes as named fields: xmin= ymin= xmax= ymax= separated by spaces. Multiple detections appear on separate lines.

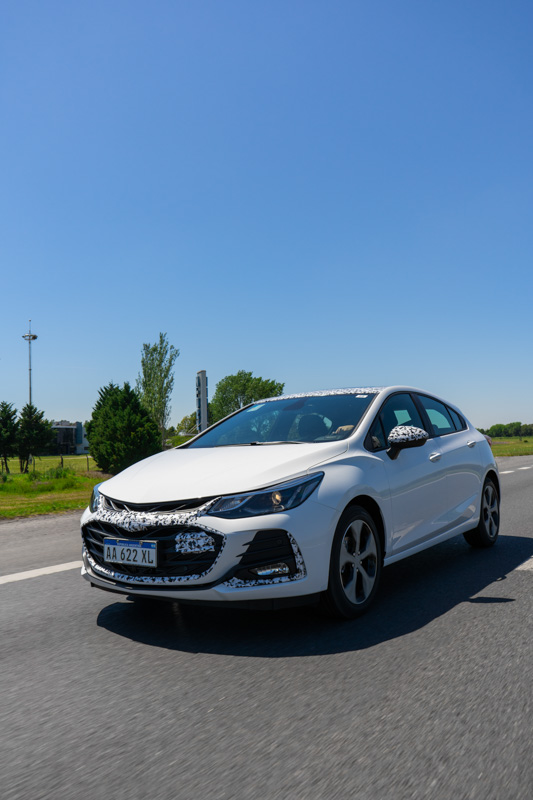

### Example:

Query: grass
xmin=0 ymin=456 xmax=109 ymax=519
xmin=489 ymin=437 xmax=533 ymax=457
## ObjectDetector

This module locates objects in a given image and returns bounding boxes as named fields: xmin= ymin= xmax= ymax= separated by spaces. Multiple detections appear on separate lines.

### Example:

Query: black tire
xmin=463 ymin=478 xmax=500 ymax=548
xmin=322 ymin=506 xmax=383 ymax=619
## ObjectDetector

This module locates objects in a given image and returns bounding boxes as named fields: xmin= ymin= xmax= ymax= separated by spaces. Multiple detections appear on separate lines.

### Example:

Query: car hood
xmin=100 ymin=441 xmax=349 ymax=504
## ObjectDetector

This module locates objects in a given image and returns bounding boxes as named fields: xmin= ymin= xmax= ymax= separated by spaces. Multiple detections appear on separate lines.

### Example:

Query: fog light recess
xmin=250 ymin=562 xmax=291 ymax=577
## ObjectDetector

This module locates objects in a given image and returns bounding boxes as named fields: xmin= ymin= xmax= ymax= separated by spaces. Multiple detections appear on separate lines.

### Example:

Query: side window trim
xmin=447 ymin=406 xmax=466 ymax=432
xmin=412 ymin=393 xmax=436 ymax=438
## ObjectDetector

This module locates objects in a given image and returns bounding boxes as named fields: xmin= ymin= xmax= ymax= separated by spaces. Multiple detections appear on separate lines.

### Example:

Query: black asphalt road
xmin=1 ymin=459 xmax=532 ymax=800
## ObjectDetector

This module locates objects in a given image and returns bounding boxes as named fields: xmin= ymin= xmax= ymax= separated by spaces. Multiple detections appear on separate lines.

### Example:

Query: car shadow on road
xmin=96 ymin=533 xmax=533 ymax=658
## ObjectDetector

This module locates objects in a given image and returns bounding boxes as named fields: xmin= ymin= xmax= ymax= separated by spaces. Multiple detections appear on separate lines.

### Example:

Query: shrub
xmin=86 ymin=383 xmax=160 ymax=475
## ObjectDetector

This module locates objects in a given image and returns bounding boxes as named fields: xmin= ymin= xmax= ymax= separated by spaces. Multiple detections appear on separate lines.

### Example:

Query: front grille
xmin=82 ymin=519 xmax=224 ymax=579
xmin=102 ymin=495 xmax=216 ymax=514
xmin=233 ymin=530 xmax=297 ymax=580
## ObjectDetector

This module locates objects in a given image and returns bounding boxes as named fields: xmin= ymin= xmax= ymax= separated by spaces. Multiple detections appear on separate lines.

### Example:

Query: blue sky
xmin=1 ymin=0 xmax=532 ymax=429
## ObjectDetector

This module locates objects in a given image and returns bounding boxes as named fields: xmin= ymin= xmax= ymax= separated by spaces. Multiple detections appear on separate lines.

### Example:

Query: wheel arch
xmin=342 ymin=495 xmax=386 ymax=559
xmin=485 ymin=469 xmax=500 ymax=499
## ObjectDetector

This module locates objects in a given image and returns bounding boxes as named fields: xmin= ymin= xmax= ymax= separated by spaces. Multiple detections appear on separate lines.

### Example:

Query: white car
xmin=81 ymin=386 xmax=500 ymax=618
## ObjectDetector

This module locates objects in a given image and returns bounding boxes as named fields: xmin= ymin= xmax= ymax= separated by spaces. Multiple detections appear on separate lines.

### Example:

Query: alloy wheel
xmin=339 ymin=518 xmax=379 ymax=605
xmin=481 ymin=482 xmax=499 ymax=540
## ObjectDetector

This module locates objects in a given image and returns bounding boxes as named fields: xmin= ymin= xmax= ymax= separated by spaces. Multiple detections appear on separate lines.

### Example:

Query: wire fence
xmin=1 ymin=454 xmax=98 ymax=474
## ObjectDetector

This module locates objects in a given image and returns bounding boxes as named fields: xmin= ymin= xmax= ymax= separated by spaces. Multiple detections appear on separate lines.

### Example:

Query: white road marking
xmin=0 ymin=561 xmax=82 ymax=585
xmin=518 ymin=466 xmax=533 ymax=470
xmin=500 ymin=470 xmax=514 ymax=474
xmin=516 ymin=558 xmax=533 ymax=572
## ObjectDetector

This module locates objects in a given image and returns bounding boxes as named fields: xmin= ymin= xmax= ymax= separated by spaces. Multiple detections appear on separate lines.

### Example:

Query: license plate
xmin=103 ymin=538 xmax=157 ymax=568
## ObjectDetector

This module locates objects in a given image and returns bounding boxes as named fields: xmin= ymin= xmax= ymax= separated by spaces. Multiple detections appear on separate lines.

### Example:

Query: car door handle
xmin=467 ymin=440 xmax=476 ymax=448
xmin=429 ymin=452 xmax=442 ymax=462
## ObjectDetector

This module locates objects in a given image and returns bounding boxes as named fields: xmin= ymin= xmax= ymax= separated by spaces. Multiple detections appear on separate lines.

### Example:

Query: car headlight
xmin=207 ymin=473 xmax=324 ymax=519
xmin=89 ymin=483 xmax=103 ymax=512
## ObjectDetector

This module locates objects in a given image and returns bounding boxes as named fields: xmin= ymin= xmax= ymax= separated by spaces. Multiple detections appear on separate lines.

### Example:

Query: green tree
xmin=487 ymin=423 xmax=506 ymax=438
xmin=210 ymin=371 xmax=284 ymax=423
xmin=136 ymin=332 xmax=179 ymax=447
xmin=177 ymin=412 xmax=197 ymax=435
xmin=486 ymin=421 xmax=533 ymax=439
xmin=86 ymin=382 xmax=160 ymax=475
xmin=17 ymin=403 xmax=56 ymax=473
xmin=507 ymin=421 xmax=522 ymax=439
xmin=0 ymin=402 xmax=19 ymax=473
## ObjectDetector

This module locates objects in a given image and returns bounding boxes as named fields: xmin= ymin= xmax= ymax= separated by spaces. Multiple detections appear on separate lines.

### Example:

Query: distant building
xmin=51 ymin=421 xmax=89 ymax=455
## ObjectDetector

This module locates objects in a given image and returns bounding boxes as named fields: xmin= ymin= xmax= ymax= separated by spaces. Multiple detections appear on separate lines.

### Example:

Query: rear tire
xmin=322 ymin=506 xmax=383 ymax=619
xmin=463 ymin=478 xmax=500 ymax=548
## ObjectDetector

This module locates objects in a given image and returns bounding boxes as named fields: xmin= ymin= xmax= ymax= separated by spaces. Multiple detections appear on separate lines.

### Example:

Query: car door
xmin=366 ymin=392 xmax=452 ymax=555
xmin=415 ymin=394 xmax=484 ymax=530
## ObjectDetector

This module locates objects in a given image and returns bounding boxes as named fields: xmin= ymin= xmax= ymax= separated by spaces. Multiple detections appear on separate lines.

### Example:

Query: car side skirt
xmin=383 ymin=518 xmax=480 ymax=566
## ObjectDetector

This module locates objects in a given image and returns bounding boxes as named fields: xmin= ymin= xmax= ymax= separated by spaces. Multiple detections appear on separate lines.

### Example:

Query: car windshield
xmin=187 ymin=393 xmax=377 ymax=448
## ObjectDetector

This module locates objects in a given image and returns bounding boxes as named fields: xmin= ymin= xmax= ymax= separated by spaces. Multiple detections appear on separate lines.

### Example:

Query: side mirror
xmin=387 ymin=425 xmax=429 ymax=460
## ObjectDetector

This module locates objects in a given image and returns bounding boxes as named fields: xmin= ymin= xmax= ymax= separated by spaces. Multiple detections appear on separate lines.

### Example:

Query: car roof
xmin=261 ymin=388 xmax=386 ymax=402
xmin=260 ymin=386 xmax=464 ymax=414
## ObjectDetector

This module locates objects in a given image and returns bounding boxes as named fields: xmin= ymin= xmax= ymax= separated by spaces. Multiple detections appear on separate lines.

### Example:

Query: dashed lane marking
xmin=0 ymin=561 xmax=82 ymax=585
xmin=500 ymin=470 xmax=514 ymax=474
xmin=516 ymin=558 xmax=533 ymax=572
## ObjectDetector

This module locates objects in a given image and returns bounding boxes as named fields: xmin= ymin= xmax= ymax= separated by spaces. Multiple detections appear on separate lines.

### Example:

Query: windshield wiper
xmin=249 ymin=440 xmax=304 ymax=445
xmin=213 ymin=440 xmax=303 ymax=447
xmin=212 ymin=443 xmax=251 ymax=447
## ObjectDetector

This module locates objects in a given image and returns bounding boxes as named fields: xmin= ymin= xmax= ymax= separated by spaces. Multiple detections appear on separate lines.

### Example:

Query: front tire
xmin=322 ymin=506 xmax=383 ymax=619
xmin=463 ymin=478 xmax=500 ymax=548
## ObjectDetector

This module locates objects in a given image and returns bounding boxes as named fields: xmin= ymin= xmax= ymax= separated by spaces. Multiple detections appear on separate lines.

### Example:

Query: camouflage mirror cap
xmin=388 ymin=425 xmax=430 ymax=445
xmin=387 ymin=426 xmax=429 ymax=460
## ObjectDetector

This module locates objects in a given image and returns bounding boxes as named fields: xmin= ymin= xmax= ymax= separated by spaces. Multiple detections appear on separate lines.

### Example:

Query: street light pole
xmin=22 ymin=320 xmax=38 ymax=406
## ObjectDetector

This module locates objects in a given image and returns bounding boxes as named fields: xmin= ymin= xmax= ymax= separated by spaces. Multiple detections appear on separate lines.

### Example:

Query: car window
xmin=448 ymin=407 xmax=466 ymax=431
xmin=366 ymin=417 xmax=387 ymax=451
xmin=377 ymin=393 xmax=424 ymax=440
xmin=188 ymin=393 xmax=376 ymax=447
xmin=417 ymin=395 xmax=456 ymax=436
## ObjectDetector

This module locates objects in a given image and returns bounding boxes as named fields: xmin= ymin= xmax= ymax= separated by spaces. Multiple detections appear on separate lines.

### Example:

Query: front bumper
xmin=80 ymin=497 xmax=336 ymax=602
